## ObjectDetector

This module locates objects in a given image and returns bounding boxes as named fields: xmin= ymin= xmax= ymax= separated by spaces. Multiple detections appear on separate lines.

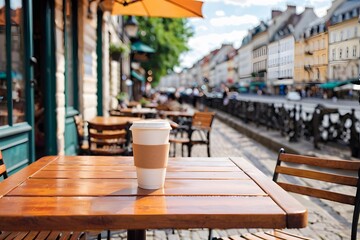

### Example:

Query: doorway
xmin=32 ymin=0 xmax=57 ymax=159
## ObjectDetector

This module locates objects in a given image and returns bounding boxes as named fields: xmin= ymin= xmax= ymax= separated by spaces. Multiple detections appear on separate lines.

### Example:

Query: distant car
xmin=286 ymin=91 xmax=301 ymax=101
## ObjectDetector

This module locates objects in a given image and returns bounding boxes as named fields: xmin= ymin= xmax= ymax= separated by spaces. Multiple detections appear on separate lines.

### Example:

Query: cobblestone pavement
xmin=100 ymin=115 xmax=357 ymax=240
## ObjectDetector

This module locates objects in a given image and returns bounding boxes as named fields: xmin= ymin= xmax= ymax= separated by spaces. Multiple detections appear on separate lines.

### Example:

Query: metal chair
xmin=170 ymin=112 xmax=215 ymax=157
xmin=213 ymin=148 xmax=360 ymax=240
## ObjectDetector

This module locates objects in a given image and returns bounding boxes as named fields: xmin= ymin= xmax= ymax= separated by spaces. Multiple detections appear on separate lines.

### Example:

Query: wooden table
xmin=159 ymin=110 xmax=194 ymax=118
xmin=0 ymin=156 xmax=307 ymax=240
xmin=119 ymin=108 xmax=158 ymax=118
xmin=88 ymin=116 xmax=142 ymax=126
xmin=90 ymin=116 xmax=178 ymax=130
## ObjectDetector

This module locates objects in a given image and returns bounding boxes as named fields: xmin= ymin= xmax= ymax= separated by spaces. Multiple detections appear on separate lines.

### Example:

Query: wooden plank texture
xmin=8 ymin=179 xmax=265 ymax=196
xmin=31 ymin=171 xmax=249 ymax=180
xmin=230 ymin=157 xmax=308 ymax=229
xmin=0 ymin=196 xmax=285 ymax=231
xmin=0 ymin=156 xmax=307 ymax=233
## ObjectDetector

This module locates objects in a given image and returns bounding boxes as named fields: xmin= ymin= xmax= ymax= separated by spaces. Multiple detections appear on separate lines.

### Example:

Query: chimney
xmin=271 ymin=10 xmax=282 ymax=19
xmin=287 ymin=5 xmax=296 ymax=12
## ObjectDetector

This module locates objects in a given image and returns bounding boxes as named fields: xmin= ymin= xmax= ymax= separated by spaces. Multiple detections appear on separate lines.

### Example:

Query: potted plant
xmin=116 ymin=92 xmax=129 ymax=106
xmin=139 ymin=97 xmax=150 ymax=107
xmin=109 ymin=42 xmax=130 ymax=60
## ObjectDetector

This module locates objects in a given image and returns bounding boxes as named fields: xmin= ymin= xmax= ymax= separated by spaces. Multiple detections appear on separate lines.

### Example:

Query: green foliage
xmin=109 ymin=42 xmax=130 ymax=55
xmin=139 ymin=97 xmax=150 ymax=106
xmin=116 ymin=92 xmax=129 ymax=101
xmin=136 ymin=17 xmax=194 ymax=86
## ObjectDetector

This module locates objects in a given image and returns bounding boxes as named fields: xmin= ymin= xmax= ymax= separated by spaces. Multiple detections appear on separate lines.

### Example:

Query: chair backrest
xmin=0 ymin=150 xmax=8 ymax=179
xmin=274 ymin=148 xmax=360 ymax=240
xmin=87 ymin=122 xmax=129 ymax=155
xmin=191 ymin=112 xmax=215 ymax=129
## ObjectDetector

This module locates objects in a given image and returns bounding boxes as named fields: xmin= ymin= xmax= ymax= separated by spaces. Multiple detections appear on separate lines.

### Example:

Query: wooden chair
xmin=74 ymin=115 xmax=89 ymax=155
xmin=170 ymin=112 xmax=215 ymax=157
xmin=0 ymin=151 xmax=89 ymax=240
xmin=214 ymin=148 xmax=360 ymax=240
xmin=87 ymin=121 xmax=130 ymax=156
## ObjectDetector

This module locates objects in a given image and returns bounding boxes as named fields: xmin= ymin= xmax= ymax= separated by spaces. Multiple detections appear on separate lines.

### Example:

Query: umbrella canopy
xmin=111 ymin=0 xmax=203 ymax=18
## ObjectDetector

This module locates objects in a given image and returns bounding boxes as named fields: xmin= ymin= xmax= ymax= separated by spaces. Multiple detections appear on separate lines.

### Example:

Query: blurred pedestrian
xmin=165 ymin=93 xmax=182 ymax=111
xmin=221 ymin=83 xmax=229 ymax=105
xmin=192 ymin=87 xmax=199 ymax=108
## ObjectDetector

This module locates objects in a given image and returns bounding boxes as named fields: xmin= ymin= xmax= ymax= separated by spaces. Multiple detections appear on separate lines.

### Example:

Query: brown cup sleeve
xmin=132 ymin=143 xmax=170 ymax=169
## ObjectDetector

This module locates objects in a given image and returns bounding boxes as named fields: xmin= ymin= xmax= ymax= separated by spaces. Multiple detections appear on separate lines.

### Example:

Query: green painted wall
xmin=0 ymin=124 xmax=32 ymax=175
xmin=64 ymin=114 xmax=77 ymax=155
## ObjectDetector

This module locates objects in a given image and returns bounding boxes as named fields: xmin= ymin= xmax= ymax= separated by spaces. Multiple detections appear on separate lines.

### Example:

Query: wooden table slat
xmin=0 ymin=196 xmax=286 ymax=231
xmin=43 ymin=165 xmax=240 ymax=172
xmin=8 ymin=179 xmax=266 ymax=196
xmin=0 ymin=156 xmax=57 ymax=196
xmin=31 ymin=171 xmax=249 ymax=180
xmin=230 ymin=157 xmax=308 ymax=228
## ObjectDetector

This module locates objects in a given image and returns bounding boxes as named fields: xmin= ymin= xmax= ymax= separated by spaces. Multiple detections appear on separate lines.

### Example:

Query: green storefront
xmin=0 ymin=0 xmax=107 ymax=175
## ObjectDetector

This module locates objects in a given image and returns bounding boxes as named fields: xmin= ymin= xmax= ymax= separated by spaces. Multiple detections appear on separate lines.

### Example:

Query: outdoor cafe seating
xmin=87 ymin=121 xmax=130 ymax=156
xmin=214 ymin=148 xmax=360 ymax=240
xmin=0 ymin=150 xmax=100 ymax=240
xmin=169 ymin=111 xmax=215 ymax=157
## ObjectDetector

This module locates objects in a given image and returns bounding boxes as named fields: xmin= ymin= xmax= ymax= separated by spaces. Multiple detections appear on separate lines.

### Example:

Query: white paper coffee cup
xmin=130 ymin=120 xmax=171 ymax=189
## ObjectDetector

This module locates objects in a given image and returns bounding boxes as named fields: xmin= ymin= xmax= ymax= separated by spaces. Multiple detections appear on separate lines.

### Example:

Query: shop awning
xmin=250 ymin=81 xmax=266 ymax=87
xmin=319 ymin=80 xmax=352 ymax=89
xmin=131 ymin=41 xmax=155 ymax=53
xmin=0 ymin=71 xmax=22 ymax=79
xmin=131 ymin=70 xmax=145 ymax=82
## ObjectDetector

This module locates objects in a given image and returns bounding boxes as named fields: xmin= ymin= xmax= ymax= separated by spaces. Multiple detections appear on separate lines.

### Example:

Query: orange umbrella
xmin=110 ymin=0 xmax=203 ymax=18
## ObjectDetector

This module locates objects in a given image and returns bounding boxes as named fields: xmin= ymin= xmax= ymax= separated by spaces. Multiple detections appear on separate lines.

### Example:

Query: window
xmin=332 ymin=49 xmax=336 ymax=60
xmin=339 ymin=48 xmax=342 ymax=59
xmin=0 ymin=0 xmax=26 ymax=126
xmin=64 ymin=0 xmax=77 ymax=109
xmin=340 ymin=31 xmax=343 ymax=41
xmin=353 ymin=46 xmax=357 ymax=57
xmin=355 ymin=26 xmax=358 ymax=37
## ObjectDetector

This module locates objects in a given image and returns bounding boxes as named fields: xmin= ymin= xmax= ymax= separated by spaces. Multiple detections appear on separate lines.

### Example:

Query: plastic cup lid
xmin=130 ymin=120 xmax=172 ymax=130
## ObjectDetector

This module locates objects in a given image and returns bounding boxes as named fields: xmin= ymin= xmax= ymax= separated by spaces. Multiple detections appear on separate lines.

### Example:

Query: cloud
xmin=215 ymin=10 xmax=225 ymax=16
xmin=210 ymin=14 xmax=259 ymax=27
xmin=203 ymin=0 xmax=284 ymax=7
xmin=196 ymin=25 xmax=209 ymax=31
xmin=180 ymin=30 xmax=247 ymax=68
xmin=314 ymin=5 xmax=329 ymax=17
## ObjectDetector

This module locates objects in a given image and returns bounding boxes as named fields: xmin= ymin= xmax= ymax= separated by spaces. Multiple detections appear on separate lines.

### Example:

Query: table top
xmin=0 ymin=156 xmax=307 ymax=231
xmin=159 ymin=110 xmax=194 ymax=118
xmin=120 ymin=108 xmax=157 ymax=114
xmin=88 ymin=116 xmax=142 ymax=126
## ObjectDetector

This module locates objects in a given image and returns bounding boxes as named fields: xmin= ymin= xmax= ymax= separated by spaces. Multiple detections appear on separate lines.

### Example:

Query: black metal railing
xmin=203 ymin=96 xmax=360 ymax=158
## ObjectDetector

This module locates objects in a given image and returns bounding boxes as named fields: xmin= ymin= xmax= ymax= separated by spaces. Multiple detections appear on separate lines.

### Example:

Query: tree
xmin=136 ymin=17 xmax=194 ymax=86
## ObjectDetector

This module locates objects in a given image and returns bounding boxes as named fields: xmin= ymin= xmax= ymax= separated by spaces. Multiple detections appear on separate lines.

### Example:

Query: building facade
xmin=0 ymin=0 xmax=128 ymax=174
xmin=328 ymin=1 xmax=360 ymax=82
xmin=238 ymin=34 xmax=253 ymax=88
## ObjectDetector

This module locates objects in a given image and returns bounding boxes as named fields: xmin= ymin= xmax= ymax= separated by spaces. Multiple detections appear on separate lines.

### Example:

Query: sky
xmin=178 ymin=0 xmax=333 ymax=70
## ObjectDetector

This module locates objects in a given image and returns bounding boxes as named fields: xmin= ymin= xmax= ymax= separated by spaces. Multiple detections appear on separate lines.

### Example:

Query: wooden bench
xmin=214 ymin=148 xmax=360 ymax=240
